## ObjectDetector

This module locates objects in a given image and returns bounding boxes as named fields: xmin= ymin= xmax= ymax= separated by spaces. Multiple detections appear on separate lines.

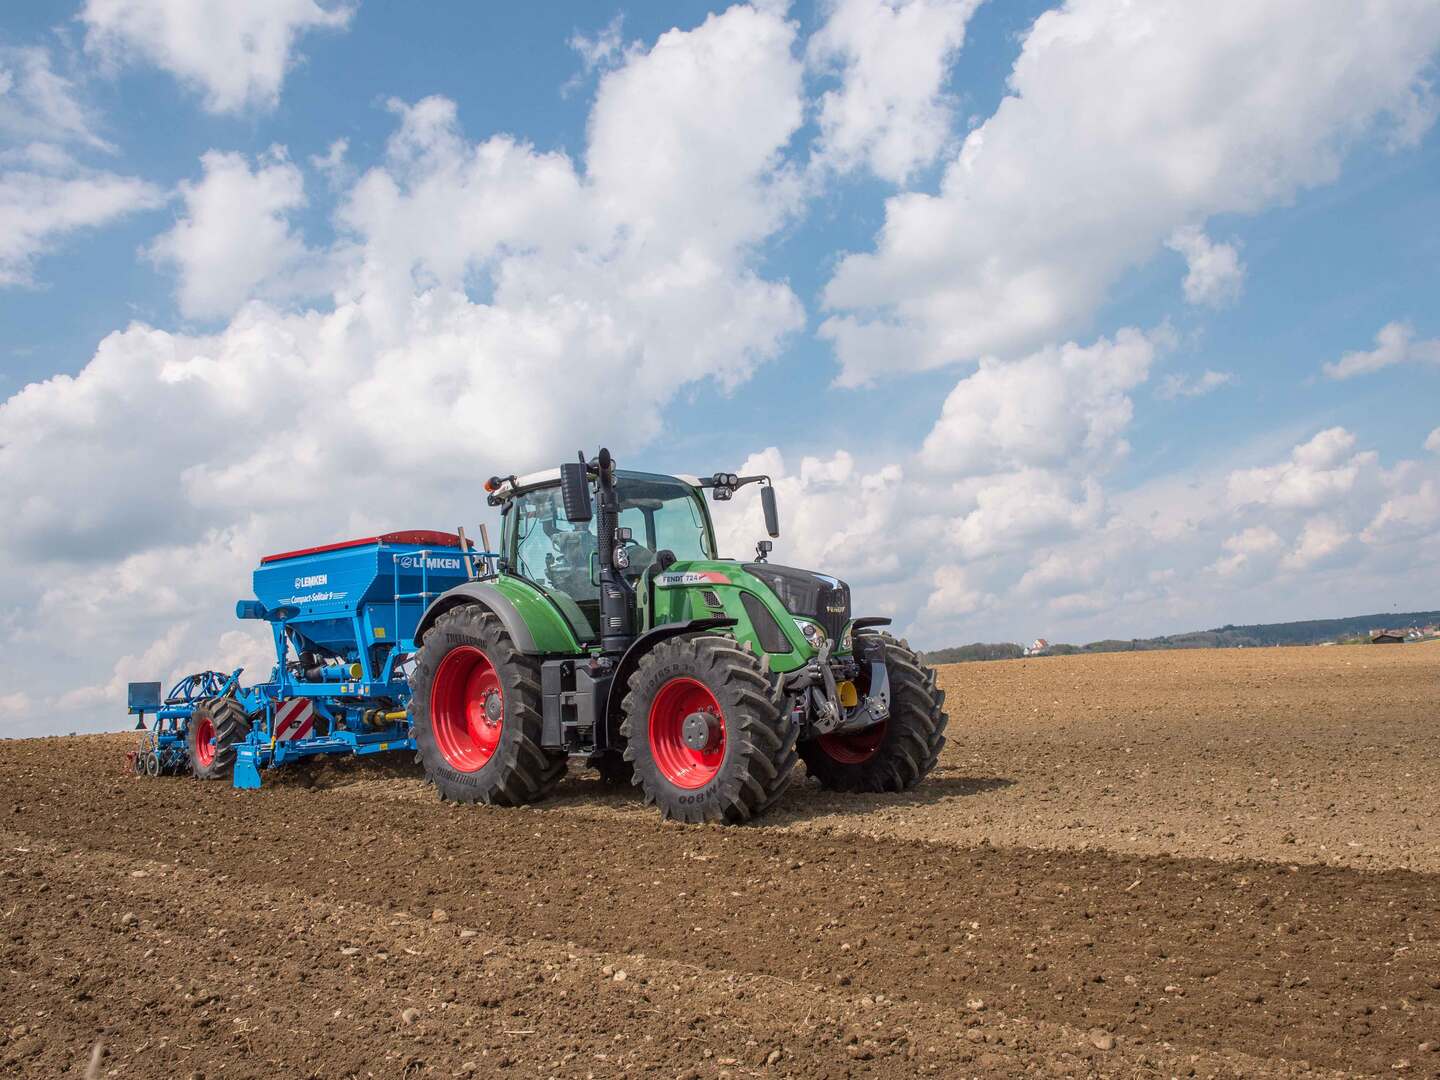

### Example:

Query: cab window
xmin=507 ymin=475 xmax=714 ymax=640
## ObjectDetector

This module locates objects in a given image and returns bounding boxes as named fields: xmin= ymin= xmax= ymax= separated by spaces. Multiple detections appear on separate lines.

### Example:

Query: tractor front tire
xmin=799 ymin=633 xmax=947 ymax=793
xmin=410 ymin=604 xmax=567 ymax=806
xmin=189 ymin=697 xmax=250 ymax=781
xmin=621 ymin=635 xmax=797 ymax=824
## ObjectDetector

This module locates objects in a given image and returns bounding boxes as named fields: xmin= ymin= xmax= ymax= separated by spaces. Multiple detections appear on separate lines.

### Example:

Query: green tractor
xmin=409 ymin=448 xmax=947 ymax=823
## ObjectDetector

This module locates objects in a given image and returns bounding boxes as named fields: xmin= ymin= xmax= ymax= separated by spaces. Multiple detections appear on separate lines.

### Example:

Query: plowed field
xmin=3 ymin=643 xmax=1438 ymax=1078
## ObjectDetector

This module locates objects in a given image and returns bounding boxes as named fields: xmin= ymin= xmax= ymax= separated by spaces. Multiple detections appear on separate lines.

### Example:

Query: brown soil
xmin=2 ymin=643 xmax=1438 ymax=1078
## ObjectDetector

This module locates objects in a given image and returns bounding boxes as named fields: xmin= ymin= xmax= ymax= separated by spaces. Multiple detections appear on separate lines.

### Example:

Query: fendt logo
xmin=657 ymin=571 xmax=731 ymax=587
xmin=294 ymin=573 xmax=329 ymax=588
xmin=398 ymin=555 xmax=463 ymax=571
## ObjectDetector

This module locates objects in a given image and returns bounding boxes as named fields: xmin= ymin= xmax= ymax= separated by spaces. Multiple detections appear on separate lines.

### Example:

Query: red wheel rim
xmin=648 ymin=677 xmax=725 ymax=789
xmin=431 ymin=646 xmax=504 ymax=772
xmin=194 ymin=715 xmax=216 ymax=768
xmin=818 ymin=721 xmax=886 ymax=764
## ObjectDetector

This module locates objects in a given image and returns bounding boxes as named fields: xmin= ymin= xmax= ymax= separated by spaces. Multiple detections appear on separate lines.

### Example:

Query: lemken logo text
xmin=295 ymin=573 xmax=328 ymax=588
xmin=399 ymin=555 xmax=464 ymax=571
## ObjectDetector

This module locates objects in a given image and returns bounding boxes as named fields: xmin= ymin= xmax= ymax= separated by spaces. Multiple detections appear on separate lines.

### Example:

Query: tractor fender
xmin=415 ymin=583 xmax=540 ymax=653
xmin=601 ymin=618 xmax=737 ymax=746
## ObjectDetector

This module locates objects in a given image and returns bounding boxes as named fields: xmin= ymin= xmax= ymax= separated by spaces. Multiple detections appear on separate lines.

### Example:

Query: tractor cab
xmin=497 ymin=468 xmax=718 ymax=645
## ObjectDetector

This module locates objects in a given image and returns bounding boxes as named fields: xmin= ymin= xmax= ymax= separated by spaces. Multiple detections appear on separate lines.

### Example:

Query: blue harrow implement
xmin=128 ymin=530 xmax=482 ymax=788
xmin=127 ymin=670 xmax=241 ymax=776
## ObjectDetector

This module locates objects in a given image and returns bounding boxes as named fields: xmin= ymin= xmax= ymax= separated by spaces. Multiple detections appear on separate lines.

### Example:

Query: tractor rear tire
xmin=799 ymin=633 xmax=947 ymax=793
xmin=410 ymin=604 xmax=567 ymax=806
xmin=620 ymin=635 xmax=797 ymax=824
xmin=189 ymin=697 xmax=250 ymax=781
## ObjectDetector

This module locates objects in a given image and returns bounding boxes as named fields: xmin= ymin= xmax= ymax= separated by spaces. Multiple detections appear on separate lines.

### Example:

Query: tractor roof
xmin=495 ymin=468 xmax=701 ymax=499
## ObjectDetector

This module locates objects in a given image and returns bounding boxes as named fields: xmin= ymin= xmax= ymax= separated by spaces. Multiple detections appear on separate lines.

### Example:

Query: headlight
xmin=840 ymin=627 xmax=853 ymax=653
xmin=794 ymin=619 xmax=827 ymax=651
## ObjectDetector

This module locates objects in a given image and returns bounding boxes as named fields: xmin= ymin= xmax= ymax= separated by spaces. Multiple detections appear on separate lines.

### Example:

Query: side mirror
xmin=761 ymin=485 xmax=779 ymax=538
xmin=755 ymin=539 xmax=773 ymax=563
xmin=560 ymin=461 xmax=593 ymax=522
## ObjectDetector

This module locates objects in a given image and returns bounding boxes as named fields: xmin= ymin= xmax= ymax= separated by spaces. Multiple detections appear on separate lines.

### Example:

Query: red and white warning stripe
xmin=273 ymin=697 xmax=315 ymax=742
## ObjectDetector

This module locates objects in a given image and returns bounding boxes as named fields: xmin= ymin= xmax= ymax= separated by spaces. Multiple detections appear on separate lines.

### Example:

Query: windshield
xmin=510 ymin=473 xmax=712 ymax=640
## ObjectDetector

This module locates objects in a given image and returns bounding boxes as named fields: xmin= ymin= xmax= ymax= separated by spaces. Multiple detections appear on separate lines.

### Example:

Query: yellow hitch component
xmin=348 ymin=662 xmax=362 ymax=679
xmin=837 ymin=680 xmax=859 ymax=708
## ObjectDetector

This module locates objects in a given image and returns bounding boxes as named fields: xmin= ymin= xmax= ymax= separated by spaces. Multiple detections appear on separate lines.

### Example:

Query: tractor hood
xmin=742 ymin=563 xmax=851 ymax=645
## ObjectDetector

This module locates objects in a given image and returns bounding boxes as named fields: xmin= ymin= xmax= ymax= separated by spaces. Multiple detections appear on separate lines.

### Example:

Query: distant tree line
xmin=924 ymin=610 xmax=1440 ymax=663
xmin=923 ymin=642 xmax=1025 ymax=663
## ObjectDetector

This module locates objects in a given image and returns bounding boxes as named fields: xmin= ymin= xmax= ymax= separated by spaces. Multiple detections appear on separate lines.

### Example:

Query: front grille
xmin=741 ymin=592 xmax=791 ymax=654
xmin=744 ymin=563 xmax=851 ymax=645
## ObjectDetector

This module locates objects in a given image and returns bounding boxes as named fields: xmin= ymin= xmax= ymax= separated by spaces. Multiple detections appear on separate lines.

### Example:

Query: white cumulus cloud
xmin=920 ymin=327 xmax=1160 ymax=475
xmin=1210 ymin=525 xmax=1282 ymax=577
xmin=820 ymin=0 xmax=1440 ymax=384
xmin=922 ymin=564 xmax=989 ymax=619
xmin=1165 ymin=225 xmax=1245 ymax=308
xmin=0 ymin=45 xmax=162 ymax=285
xmin=0 ymin=169 xmax=162 ymax=287
xmin=147 ymin=148 xmax=310 ymax=319
xmin=1282 ymin=516 xmax=1353 ymax=571
xmin=0 ymin=45 xmax=110 ymax=150
xmin=1227 ymin=427 xmax=1375 ymax=511
xmin=1156 ymin=369 xmax=1233 ymax=400
xmin=807 ymin=0 xmax=981 ymax=183
xmin=1323 ymin=320 xmax=1440 ymax=379
xmin=81 ymin=0 xmax=354 ymax=114
xmin=569 ymin=15 xmax=627 ymax=79
xmin=1363 ymin=479 xmax=1440 ymax=546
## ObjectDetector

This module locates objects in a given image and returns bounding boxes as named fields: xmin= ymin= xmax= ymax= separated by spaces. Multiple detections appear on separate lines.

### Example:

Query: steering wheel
xmin=619 ymin=536 xmax=656 ymax=576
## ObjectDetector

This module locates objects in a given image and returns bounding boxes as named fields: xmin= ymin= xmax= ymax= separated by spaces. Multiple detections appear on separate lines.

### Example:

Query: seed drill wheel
xmin=410 ymin=604 xmax=566 ymax=805
xmin=188 ymin=697 xmax=251 ymax=781
xmin=799 ymin=632 xmax=947 ymax=793
xmin=621 ymin=635 xmax=797 ymax=824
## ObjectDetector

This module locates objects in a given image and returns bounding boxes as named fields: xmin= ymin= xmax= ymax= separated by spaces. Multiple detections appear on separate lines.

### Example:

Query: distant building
xmin=1370 ymin=629 xmax=1406 ymax=644
xmin=1024 ymin=638 xmax=1050 ymax=657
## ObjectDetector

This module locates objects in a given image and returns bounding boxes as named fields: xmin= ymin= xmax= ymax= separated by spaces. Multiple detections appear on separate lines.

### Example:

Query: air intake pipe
xmin=594 ymin=447 xmax=636 ymax=655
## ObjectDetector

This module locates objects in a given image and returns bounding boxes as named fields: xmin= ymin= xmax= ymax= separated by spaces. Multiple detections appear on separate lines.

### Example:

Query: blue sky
xmin=2 ymin=0 xmax=1438 ymax=734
